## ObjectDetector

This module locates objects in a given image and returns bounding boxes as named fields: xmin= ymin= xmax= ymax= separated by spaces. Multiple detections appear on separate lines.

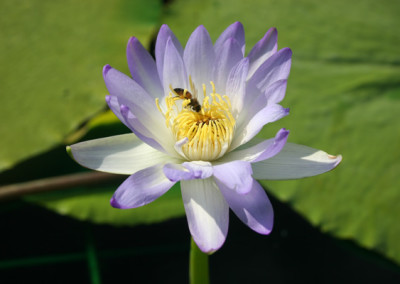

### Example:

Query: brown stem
xmin=0 ymin=172 xmax=124 ymax=201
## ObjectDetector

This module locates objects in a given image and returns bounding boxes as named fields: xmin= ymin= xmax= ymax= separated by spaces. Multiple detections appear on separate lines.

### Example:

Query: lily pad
xmin=160 ymin=0 xmax=400 ymax=264
xmin=0 ymin=0 xmax=161 ymax=172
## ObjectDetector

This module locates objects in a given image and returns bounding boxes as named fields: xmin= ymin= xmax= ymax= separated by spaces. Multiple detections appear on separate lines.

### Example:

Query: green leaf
xmin=162 ymin=0 xmax=400 ymax=265
xmin=26 ymin=183 xmax=185 ymax=226
xmin=0 ymin=0 xmax=162 ymax=172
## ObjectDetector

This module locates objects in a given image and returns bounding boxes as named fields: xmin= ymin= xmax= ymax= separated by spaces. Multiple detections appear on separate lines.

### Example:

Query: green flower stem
xmin=86 ymin=226 xmax=101 ymax=284
xmin=189 ymin=237 xmax=210 ymax=284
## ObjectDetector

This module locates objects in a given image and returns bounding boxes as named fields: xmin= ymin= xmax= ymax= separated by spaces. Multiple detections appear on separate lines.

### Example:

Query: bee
xmin=173 ymin=88 xmax=201 ymax=112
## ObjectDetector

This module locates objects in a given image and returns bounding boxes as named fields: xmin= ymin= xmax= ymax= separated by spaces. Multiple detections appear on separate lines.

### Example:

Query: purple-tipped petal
xmin=252 ymin=143 xmax=342 ymax=180
xmin=231 ymin=104 xmax=290 ymax=150
xmin=118 ymin=103 xmax=168 ymax=153
xmin=248 ymin=47 xmax=292 ymax=94
xmin=181 ymin=179 xmax=229 ymax=254
xmin=218 ymin=178 xmax=273 ymax=235
xmin=173 ymin=137 xmax=188 ymax=159
xmin=252 ymin=128 xmax=289 ymax=162
xmin=223 ymin=128 xmax=289 ymax=163
xmin=127 ymin=37 xmax=163 ymax=99
xmin=163 ymin=161 xmax=213 ymax=182
xmin=247 ymin=27 xmax=278 ymax=78
xmin=103 ymin=66 xmax=176 ymax=153
xmin=214 ymin=22 xmax=245 ymax=55
xmin=183 ymin=25 xmax=215 ymax=96
xmin=265 ymin=79 xmax=287 ymax=104
xmin=105 ymin=95 xmax=131 ymax=132
xmin=155 ymin=24 xmax=184 ymax=82
xmin=235 ymin=80 xmax=287 ymax=132
xmin=69 ymin=134 xmax=173 ymax=175
xmin=111 ymin=164 xmax=175 ymax=209
xmin=226 ymin=57 xmax=249 ymax=116
xmin=103 ymin=65 xmax=155 ymax=111
xmin=234 ymin=83 xmax=267 ymax=129
xmin=106 ymin=96 xmax=164 ymax=152
xmin=163 ymin=37 xmax=188 ymax=97
xmin=213 ymin=161 xmax=253 ymax=194
xmin=212 ymin=37 xmax=243 ymax=94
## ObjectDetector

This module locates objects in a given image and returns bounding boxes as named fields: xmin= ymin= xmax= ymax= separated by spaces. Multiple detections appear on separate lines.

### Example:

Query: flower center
xmin=156 ymin=81 xmax=235 ymax=161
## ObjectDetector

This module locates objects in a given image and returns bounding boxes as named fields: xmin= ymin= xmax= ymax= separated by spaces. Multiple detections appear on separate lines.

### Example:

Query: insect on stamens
xmin=173 ymin=88 xmax=202 ymax=112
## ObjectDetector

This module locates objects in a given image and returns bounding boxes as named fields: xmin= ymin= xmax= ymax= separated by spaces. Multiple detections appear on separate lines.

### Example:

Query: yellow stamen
xmin=157 ymin=81 xmax=235 ymax=161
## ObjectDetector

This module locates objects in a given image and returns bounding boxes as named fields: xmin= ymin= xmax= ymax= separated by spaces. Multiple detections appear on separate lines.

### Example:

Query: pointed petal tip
xmin=66 ymin=146 xmax=75 ymax=161
xmin=331 ymin=154 xmax=343 ymax=167
xmin=128 ymin=36 xmax=138 ymax=43
xmin=110 ymin=196 xmax=119 ymax=208
xmin=202 ymin=248 xmax=219 ymax=255
xmin=192 ymin=25 xmax=210 ymax=37
xmin=120 ymin=104 xmax=130 ymax=117
xmin=127 ymin=36 xmax=139 ymax=48
xmin=110 ymin=195 xmax=131 ymax=209
xmin=195 ymin=238 xmax=225 ymax=254
xmin=268 ymin=27 xmax=277 ymax=34
xmin=159 ymin=24 xmax=170 ymax=31
xmin=231 ymin=21 xmax=244 ymax=30
xmin=196 ymin=24 xmax=206 ymax=30
xmin=281 ymin=47 xmax=293 ymax=57
xmin=103 ymin=64 xmax=112 ymax=75
xmin=110 ymin=196 xmax=121 ymax=208
xmin=254 ymin=226 xmax=273 ymax=235
xmin=103 ymin=64 xmax=112 ymax=77
xmin=278 ymin=127 xmax=290 ymax=137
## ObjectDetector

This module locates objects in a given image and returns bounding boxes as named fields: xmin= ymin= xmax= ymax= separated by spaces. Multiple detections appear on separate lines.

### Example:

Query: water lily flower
xmin=67 ymin=22 xmax=341 ymax=253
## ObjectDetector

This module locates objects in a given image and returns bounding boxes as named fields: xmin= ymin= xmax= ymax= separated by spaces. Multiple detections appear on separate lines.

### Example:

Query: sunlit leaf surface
xmin=0 ymin=0 xmax=161 ymax=171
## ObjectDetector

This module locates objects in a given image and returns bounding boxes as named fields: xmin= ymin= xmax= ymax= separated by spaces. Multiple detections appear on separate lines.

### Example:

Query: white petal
xmin=183 ymin=26 xmax=215 ymax=96
xmin=230 ymin=104 xmax=289 ymax=150
xmin=106 ymin=96 xmax=165 ymax=152
xmin=117 ymin=103 xmax=167 ymax=153
xmin=221 ymin=128 xmax=289 ymax=163
xmin=181 ymin=178 xmax=229 ymax=254
xmin=226 ymin=57 xmax=249 ymax=116
xmin=103 ymin=66 xmax=173 ymax=150
xmin=155 ymin=24 xmax=184 ymax=83
xmin=163 ymin=37 xmax=188 ymax=98
xmin=68 ymin=134 xmax=180 ymax=175
xmin=265 ymin=79 xmax=287 ymax=104
xmin=103 ymin=65 xmax=155 ymax=112
xmin=212 ymin=37 xmax=243 ymax=95
xmin=252 ymin=142 xmax=342 ymax=180
xmin=247 ymin=48 xmax=292 ymax=94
